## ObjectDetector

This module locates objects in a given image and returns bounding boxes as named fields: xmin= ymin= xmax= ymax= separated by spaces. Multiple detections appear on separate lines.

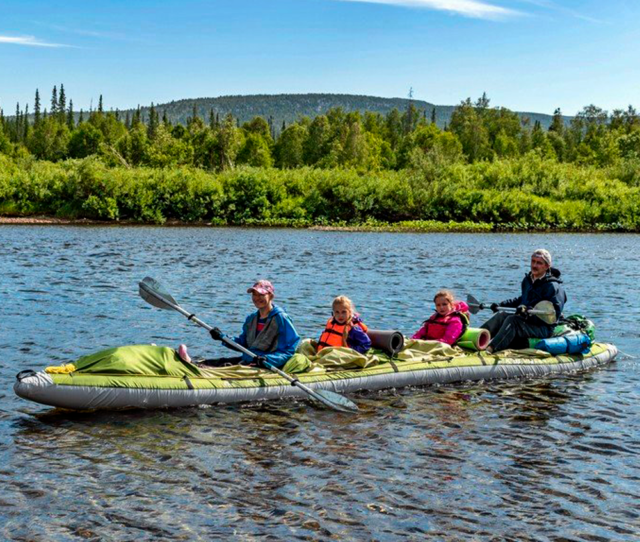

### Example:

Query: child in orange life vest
xmin=411 ymin=290 xmax=470 ymax=345
xmin=316 ymin=296 xmax=372 ymax=354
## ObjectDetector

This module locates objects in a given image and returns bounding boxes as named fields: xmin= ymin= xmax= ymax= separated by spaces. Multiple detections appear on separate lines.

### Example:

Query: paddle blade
xmin=264 ymin=361 xmax=359 ymax=413
xmin=531 ymin=300 xmax=557 ymax=325
xmin=466 ymin=294 xmax=481 ymax=315
xmin=139 ymin=277 xmax=180 ymax=311
xmin=314 ymin=390 xmax=359 ymax=413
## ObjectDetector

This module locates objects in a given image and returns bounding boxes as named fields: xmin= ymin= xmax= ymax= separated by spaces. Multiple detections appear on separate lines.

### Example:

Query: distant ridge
xmin=124 ymin=93 xmax=563 ymax=130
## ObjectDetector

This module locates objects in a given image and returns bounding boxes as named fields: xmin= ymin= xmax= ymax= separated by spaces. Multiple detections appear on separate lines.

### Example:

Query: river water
xmin=1 ymin=226 xmax=638 ymax=541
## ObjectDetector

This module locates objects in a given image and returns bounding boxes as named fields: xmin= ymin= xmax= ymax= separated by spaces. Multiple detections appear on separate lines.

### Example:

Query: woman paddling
xmin=199 ymin=279 xmax=300 ymax=368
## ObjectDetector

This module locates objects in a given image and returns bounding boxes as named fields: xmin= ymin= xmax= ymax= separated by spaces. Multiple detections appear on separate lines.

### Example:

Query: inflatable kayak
xmin=14 ymin=341 xmax=618 ymax=411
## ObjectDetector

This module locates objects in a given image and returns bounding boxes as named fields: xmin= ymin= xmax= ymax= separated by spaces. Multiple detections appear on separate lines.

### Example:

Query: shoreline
xmin=0 ymin=215 xmax=634 ymax=233
xmin=0 ymin=216 xmax=104 ymax=225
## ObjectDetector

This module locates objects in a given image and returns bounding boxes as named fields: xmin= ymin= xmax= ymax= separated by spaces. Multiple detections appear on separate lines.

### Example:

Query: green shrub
xmin=0 ymin=154 xmax=638 ymax=231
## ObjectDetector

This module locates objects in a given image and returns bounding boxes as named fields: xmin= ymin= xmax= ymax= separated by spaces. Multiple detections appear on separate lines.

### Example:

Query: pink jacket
xmin=411 ymin=301 xmax=470 ymax=345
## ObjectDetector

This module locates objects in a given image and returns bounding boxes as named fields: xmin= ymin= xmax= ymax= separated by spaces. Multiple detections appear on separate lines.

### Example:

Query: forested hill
xmin=129 ymin=93 xmax=561 ymax=130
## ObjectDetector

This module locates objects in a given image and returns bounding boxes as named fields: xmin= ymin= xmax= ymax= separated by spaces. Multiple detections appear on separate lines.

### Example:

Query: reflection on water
xmin=1 ymin=227 xmax=639 ymax=540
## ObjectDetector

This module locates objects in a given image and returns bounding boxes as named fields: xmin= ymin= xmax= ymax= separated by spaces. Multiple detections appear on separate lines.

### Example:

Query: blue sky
xmin=0 ymin=0 xmax=638 ymax=116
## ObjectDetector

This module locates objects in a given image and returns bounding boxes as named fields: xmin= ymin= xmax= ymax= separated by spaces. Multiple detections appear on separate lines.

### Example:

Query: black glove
xmin=254 ymin=356 xmax=267 ymax=368
xmin=209 ymin=327 xmax=224 ymax=341
xmin=516 ymin=305 xmax=528 ymax=316
xmin=490 ymin=303 xmax=499 ymax=313
xmin=478 ymin=303 xmax=485 ymax=310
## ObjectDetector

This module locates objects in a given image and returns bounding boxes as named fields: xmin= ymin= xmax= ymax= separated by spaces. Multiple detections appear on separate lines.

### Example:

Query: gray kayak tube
xmin=13 ymin=343 xmax=618 ymax=411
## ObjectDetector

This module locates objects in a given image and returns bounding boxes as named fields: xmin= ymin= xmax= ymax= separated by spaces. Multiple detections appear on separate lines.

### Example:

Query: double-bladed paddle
xmin=466 ymin=294 xmax=557 ymax=325
xmin=139 ymin=277 xmax=359 ymax=413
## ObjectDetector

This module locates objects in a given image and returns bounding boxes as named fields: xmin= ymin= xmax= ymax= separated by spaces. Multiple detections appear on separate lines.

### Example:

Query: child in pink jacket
xmin=412 ymin=290 xmax=470 ymax=345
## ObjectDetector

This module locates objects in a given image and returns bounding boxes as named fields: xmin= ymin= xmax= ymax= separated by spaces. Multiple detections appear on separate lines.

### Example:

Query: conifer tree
xmin=51 ymin=86 xmax=58 ymax=115
xmin=209 ymin=108 xmax=216 ymax=129
xmin=23 ymin=104 xmax=30 ymax=141
xmin=58 ymin=84 xmax=66 ymax=122
xmin=475 ymin=92 xmax=490 ymax=111
xmin=133 ymin=106 xmax=142 ymax=126
xmin=15 ymin=103 xmax=20 ymax=142
xmin=79 ymin=109 xmax=84 ymax=124
xmin=148 ymin=102 xmax=159 ymax=139
xmin=431 ymin=107 xmax=436 ymax=125
xmin=549 ymin=108 xmax=564 ymax=133
xmin=34 ymin=89 xmax=41 ymax=126
xmin=624 ymin=105 xmax=639 ymax=131
xmin=162 ymin=110 xmax=170 ymax=127
xmin=268 ymin=115 xmax=274 ymax=139
xmin=67 ymin=99 xmax=75 ymax=129
xmin=98 ymin=95 xmax=104 ymax=114
xmin=125 ymin=111 xmax=131 ymax=130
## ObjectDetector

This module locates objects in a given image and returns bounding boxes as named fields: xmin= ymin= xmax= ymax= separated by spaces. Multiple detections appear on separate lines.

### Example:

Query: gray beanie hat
xmin=532 ymin=248 xmax=552 ymax=267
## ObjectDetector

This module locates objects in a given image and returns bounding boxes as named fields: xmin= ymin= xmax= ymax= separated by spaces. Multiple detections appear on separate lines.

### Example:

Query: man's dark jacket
xmin=501 ymin=268 xmax=567 ymax=325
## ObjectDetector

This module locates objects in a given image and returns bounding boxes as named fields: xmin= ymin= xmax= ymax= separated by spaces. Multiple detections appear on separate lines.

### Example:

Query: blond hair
xmin=332 ymin=295 xmax=355 ymax=346
xmin=433 ymin=289 xmax=455 ymax=305
xmin=333 ymin=295 xmax=354 ymax=312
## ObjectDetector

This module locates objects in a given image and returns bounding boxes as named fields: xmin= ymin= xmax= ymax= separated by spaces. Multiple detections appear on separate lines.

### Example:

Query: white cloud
xmin=0 ymin=35 xmax=69 ymax=47
xmin=35 ymin=22 xmax=132 ymax=40
xmin=503 ymin=0 xmax=606 ymax=23
xmin=335 ymin=0 xmax=521 ymax=19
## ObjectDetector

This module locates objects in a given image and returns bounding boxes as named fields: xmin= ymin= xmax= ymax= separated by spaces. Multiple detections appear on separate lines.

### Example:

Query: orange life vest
xmin=317 ymin=317 xmax=369 ymax=352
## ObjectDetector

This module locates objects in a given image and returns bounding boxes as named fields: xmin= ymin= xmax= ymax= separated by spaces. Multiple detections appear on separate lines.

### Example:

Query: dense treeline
xmin=2 ymin=86 xmax=639 ymax=170
xmin=1 ymin=86 xmax=639 ymax=230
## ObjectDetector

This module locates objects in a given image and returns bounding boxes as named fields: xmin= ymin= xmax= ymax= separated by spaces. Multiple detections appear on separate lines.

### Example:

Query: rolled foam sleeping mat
xmin=367 ymin=329 xmax=405 ymax=356
xmin=456 ymin=327 xmax=491 ymax=351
